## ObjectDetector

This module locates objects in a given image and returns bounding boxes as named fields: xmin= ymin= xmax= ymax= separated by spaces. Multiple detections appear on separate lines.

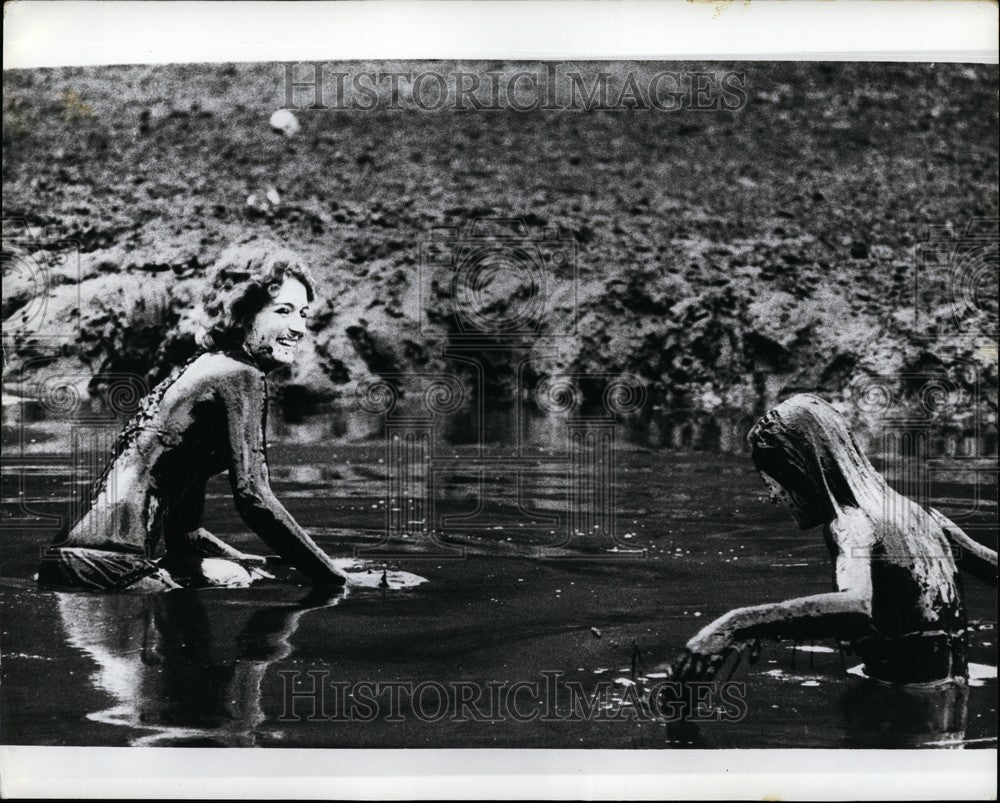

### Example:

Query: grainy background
xmin=3 ymin=62 xmax=997 ymax=437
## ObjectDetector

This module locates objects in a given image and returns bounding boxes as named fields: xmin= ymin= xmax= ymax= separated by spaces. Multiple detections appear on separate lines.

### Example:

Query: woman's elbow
xmin=842 ymin=590 xmax=873 ymax=619
xmin=233 ymin=485 xmax=279 ymax=523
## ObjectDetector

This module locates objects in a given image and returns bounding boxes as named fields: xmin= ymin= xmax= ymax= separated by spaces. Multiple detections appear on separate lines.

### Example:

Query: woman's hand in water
xmin=686 ymin=614 xmax=737 ymax=657
xmin=667 ymin=612 xmax=746 ymax=681
xmin=668 ymin=649 xmax=727 ymax=682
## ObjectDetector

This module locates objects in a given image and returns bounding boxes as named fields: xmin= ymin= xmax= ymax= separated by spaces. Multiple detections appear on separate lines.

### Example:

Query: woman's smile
xmin=245 ymin=278 xmax=311 ymax=368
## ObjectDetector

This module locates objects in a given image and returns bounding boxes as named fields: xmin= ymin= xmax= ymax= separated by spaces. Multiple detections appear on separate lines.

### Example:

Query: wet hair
xmin=199 ymin=240 xmax=316 ymax=352
xmin=747 ymin=394 xmax=885 ymax=516
xmin=747 ymin=400 xmax=967 ymax=651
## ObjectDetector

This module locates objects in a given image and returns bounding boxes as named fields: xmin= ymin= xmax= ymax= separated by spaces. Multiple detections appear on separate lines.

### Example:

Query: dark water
xmin=1 ymin=402 xmax=996 ymax=748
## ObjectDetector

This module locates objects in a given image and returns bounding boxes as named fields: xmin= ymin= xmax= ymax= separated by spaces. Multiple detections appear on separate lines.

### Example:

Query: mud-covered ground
xmin=2 ymin=62 xmax=998 ymax=438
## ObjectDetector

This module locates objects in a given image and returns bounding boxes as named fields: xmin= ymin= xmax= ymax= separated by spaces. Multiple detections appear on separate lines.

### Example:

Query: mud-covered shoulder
xmin=828 ymin=507 xmax=879 ymax=554
xmin=177 ymin=352 xmax=265 ymax=396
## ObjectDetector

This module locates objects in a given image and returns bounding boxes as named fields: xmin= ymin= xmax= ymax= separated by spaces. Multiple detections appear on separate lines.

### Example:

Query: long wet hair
xmin=749 ymin=396 xmax=967 ymax=657
xmin=199 ymin=240 xmax=316 ymax=353
xmin=747 ymin=394 xmax=887 ymax=517
xmin=747 ymin=394 xmax=957 ymax=575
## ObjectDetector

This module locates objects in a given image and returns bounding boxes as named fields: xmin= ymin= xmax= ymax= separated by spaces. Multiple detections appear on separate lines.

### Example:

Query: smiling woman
xmin=36 ymin=241 xmax=349 ymax=592
xmin=198 ymin=241 xmax=315 ymax=366
xmin=244 ymin=279 xmax=310 ymax=366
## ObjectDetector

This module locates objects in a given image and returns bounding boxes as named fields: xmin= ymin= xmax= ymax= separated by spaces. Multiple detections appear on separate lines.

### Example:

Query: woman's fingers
xmin=668 ymin=647 xmax=740 ymax=683
xmin=719 ymin=645 xmax=744 ymax=683
xmin=702 ymin=652 xmax=727 ymax=680
xmin=669 ymin=651 xmax=706 ymax=682
xmin=676 ymin=653 xmax=698 ymax=680
xmin=665 ymin=651 xmax=690 ymax=680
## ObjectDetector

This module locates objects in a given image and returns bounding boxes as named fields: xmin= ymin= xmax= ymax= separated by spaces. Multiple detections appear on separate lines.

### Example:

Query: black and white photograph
xmin=1 ymin=0 xmax=997 ymax=798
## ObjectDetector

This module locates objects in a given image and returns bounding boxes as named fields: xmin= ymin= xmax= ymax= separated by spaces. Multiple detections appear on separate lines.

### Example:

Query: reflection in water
xmin=268 ymin=402 xmax=765 ymax=454
xmin=840 ymin=677 xmax=970 ymax=748
xmin=652 ymin=673 xmax=974 ymax=750
xmin=56 ymin=587 xmax=343 ymax=746
xmin=264 ymin=398 xmax=998 ymax=461
xmin=4 ymin=397 xmax=992 ymax=749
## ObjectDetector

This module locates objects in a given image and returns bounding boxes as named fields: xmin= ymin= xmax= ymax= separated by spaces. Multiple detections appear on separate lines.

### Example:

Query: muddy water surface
xmin=1 ymin=406 xmax=996 ymax=748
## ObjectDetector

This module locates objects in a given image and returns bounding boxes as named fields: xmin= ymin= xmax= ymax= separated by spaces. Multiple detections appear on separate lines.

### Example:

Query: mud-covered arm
xmin=689 ymin=552 xmax=872 ymax=652
xmin=930 ymin=507 xmax=998 ymax=585
xmin=669 ymin=530 xmax=874 ymax=680
xmin=162 ymin=479 xmax=264 ymax=565
xmin=220 ymin=367 xmax=347 ymax=587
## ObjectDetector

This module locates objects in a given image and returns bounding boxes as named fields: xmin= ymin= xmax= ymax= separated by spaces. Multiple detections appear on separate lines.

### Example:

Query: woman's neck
xmin=225 ymin=345 xmax=268 ymax=372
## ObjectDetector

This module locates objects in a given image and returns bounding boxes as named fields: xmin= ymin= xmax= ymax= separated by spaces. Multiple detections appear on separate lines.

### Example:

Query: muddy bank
xmin=3 ymin=63 xmax=997 ymax=437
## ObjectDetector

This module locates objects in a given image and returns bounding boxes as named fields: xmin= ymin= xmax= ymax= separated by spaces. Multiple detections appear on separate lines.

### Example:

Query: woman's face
xmin=244 ymin=277 xmax=311 ymax=368
xmin=758 ymin=470 xmax=821 ymax=530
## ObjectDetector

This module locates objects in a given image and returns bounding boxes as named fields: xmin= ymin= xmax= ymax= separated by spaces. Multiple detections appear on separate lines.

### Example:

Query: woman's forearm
xmin=931 ymin=508 xmax=998 ymax=585
xmin=235 ymin=488 xmax=346 ymax=586
xmin=724 ymin=591 xmax=872 ymax=643
xmin=689 ymin=546 xmax=874 ymax=650
xmin=220 ymin=365 xmax=347 ymax=587
xmin=675 ymin=590 xmax=873 ymax=680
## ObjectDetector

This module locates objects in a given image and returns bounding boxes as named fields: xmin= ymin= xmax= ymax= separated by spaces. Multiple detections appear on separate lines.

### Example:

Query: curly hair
xmin=199 ymin=240 xmax=316 ymax=353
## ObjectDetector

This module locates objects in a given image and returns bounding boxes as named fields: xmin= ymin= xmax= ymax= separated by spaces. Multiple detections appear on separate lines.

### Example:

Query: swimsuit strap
xmin=91 ymin=352 xmax=207 ymax=496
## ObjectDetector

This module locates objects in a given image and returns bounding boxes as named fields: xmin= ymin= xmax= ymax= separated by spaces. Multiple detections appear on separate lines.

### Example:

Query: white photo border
xmin=4 ymin=0 xmax=999 ymax=68
xmin=2 ymin=0 xmax=997 ymax=800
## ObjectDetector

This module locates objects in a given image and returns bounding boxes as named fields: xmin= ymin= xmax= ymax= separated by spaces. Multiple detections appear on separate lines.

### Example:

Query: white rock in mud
xmin=246 ymin=187 xmax=281 ymax=215
xmin=269 ymin=109 xmax=300 ymax=136
xmin=332 ymin=559 xmax=427 ymax=590
xmin=968 ymin=663 xmax=997 ymax=687
xmin=198 ymin=558 xmax=268 ymax=587
xmin=246 ymin=193 xmax=269 ymax=215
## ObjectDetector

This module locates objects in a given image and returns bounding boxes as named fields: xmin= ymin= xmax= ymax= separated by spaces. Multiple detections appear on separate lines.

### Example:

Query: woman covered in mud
xmin=669 ymin=393 xmax=997 ymax=685
xmin=37 ymin=241 xmax=348 ymax=592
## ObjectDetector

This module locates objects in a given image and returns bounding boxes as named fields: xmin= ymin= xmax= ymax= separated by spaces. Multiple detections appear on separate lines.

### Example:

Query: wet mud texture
xmin=3 ymin=63 xmax=998 ymax=432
